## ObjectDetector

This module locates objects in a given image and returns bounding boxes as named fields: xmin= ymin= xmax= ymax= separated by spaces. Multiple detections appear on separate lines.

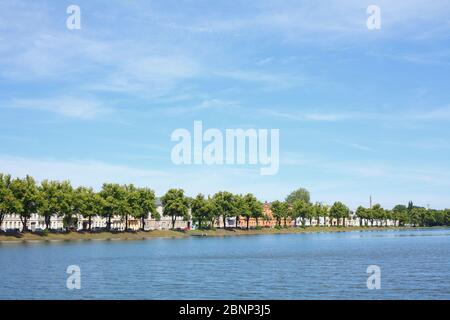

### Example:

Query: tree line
xmin=1 ymin=174 xmax=449 ymax=233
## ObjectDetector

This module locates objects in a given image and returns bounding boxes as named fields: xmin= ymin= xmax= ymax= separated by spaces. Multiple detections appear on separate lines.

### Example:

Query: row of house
xmin=0 ymin=201 xmax=396 ymax=232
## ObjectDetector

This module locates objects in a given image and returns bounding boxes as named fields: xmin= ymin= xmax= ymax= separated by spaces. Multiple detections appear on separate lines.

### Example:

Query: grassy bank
xmin=0 ymin=230 xmax=188 ymax=242
xmin=0 ymin=226 xmax=419 ymax=242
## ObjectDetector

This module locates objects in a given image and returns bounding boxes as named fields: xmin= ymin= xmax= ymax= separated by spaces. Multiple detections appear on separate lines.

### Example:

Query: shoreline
xmin=0 ymin=226 xmax=444 ymax=243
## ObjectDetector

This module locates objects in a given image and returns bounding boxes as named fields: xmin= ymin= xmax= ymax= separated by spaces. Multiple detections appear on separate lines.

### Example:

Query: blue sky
xmin=1 ymin=0 xmax=450 ymax=209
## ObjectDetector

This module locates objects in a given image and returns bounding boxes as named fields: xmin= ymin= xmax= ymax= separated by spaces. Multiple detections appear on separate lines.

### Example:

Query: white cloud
xmin=3 ymin=97 xmax=112 ymax=119
xmin=261 ymin=108 xmax=361 ymax=122
xmin=162 ymin=99 xmax=241 ymax=115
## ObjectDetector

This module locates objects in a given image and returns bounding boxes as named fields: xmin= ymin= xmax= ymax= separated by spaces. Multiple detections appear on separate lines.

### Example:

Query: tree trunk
xmin=88 ymin=216 xmax=92 ymax=231
xmin=141 ymin=216 xmax=145 ymax=231
xmin=45 ymin=215 xmax=51 ymax=230
xmin=302 ymin=218 xmax=305 ymax=227
xmin=125 ymin=213 xmax=128 ymax=231
xmin=107 ymin=216 xmax=112 ymax=230
xmin=223 ymin=216 xmax=227 ymax=229
xmin=235 ymin=216 xmax=240 ymax=229
xmin=246 ymin=217 xmax=250 ymax=230
xmin=20 ymin=216 xmax=28 ymax=232
xmin=172 ymin=216 xmax=176 ymax=229
xmin=256 ymin=217 xmax=259 ymax=227
xmin=317 ymin=217 xmax=320 ymax=226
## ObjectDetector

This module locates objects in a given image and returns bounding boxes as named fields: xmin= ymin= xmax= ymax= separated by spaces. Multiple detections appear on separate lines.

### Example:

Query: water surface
xmin=1 ymin=228 xmax=449 ymax=299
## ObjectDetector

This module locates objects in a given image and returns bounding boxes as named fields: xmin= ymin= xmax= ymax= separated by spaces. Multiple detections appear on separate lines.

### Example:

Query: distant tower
xmin=369 ymin=195 xmax=372 ymax=209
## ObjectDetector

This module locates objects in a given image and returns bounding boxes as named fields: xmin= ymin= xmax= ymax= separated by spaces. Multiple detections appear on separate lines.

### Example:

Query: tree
xmin=242 ymin=193 xmax=262 ymax=230
xmin=313 ymin=202 xmax=328 ymax=227
xmin=37 ymin=180 xmax=60 ymax=230
xmin=161 ymin=189 xmax=190 ymax=229
xmin=270 ymin=201 xmax=287 ymax=227
xmin=285 ymin=188 xmax=310 ymax=205
xmin=136 ymin=187 xmax=158 ymax=231
xmin=410 ymin=207 xmax=426 ymax=227
xmin=392 ymin=205 xmax=408 ymax=226
xmin=292 ymin=200 xmax=311 ymax=227
xmin=55 ymin=181 xmax=75 ymax=230
xmin=371 ymin=204 xmax=385 ymax=227
xmin=237 ymin=195 xmax=252 ymax=230
xmin=329 ymin=201 xmax=349 ymax=227
xmin=100 ymin=183 xmax=125 ymax=230
xmin=191 ymin=193 xmax=212 ymax=229
xmin=72 ymin=186 xmax=102 ymax=231
xmin=10 ymin=175 xmax=39 ymax=232
xmin=212 ymin=191 xmax=236 ymax=229
xmin=0 ymin=174 xmax=20 ymax=228
xmin=356 ymin=206 xmax=369 ymax=227
xmin=248 ymin=195 xmax=263 ymax=227
xmin=232 ymin=194 xmax=243 ymax=229
xmin=123 ymin=184 xmax=139 ymax=231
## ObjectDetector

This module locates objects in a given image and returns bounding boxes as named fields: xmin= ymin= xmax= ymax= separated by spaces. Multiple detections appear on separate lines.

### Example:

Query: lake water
xmin=1 ymin=228 xmax=449 ymax=299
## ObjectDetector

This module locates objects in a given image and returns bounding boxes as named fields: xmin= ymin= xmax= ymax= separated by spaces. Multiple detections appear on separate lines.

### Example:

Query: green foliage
xmin=312 ymin=202 xmax=328 ymax=226
xmin=161 ymin=188 xmax=190 ymax=229
xmin=329 ymin=201 xmax=350 ymax=226
xmin=212 ymin=191 xmax=236 ymax=227
xmin=2 ymin=172 xmax=450 ymax=233
xmin=9 ymin=175 xmax=39 ymax=231
xmin=285 ymin=188 xmax=310 ymax=204
xmin=292 ymin=200 xmax=312 ymax=227
xmin=0 ymin=174 xmax=21 ymax=226
xmin=270 ymin=200 xmax=288 ymax=227
xmin=191 ymin=193 xmax=215 ymax=229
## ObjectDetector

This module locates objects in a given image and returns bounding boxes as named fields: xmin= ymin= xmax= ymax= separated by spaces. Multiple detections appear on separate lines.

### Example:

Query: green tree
xmin=392 ymin=204 xmax=408 ymax=226
xmin=355 ymin=206 xmax=369 ymax=227
xmin=370 ymin=204 xmax=385 ymax=227
xmin=72 ymin=186 xmax=102 ymax=231
xmin=329 ymin=201 xmax=349 ymax=227
xmin=249 ymin=196 xmax=263 ymax=227
xmin=100 ymin=183 xmax=125 ymax=230
xmin=236 ymin=194 xmax=252 ymax=230
xmin=292 ymin=200 xmax=311 ymax=227
xmin=243 ymin=193 xmax=262 ymax=230
xmin=10 ymin=175 xmax=39 ymax=232
xmin=270 ymin=200 xmax=287 ymax=227
xmin=57 ymin=181 xmax=75 ymax=230
xmin=285 ymin=188 xmax=310 ymax=204
xmin=191 ymin=193 xmax=212 ymax=229
xmin=313 ymin=202 xmax=328 ymax=227
xmin=410 ymin=207 xmax=426 ymax=227
xmin=136 ymin=187 xmax=158 ymax=231
xmin=123 ymin=184 xmax=139 ymax=231
xmin=0 ymin=174 xmax=20 ymax=228
xmin=212 ymin=191 xmax=236 ymax=229
xmin=37 ymin=180 xmax=60 ymax=230
xmin=161 ymin=189 xmax=190 ymax=229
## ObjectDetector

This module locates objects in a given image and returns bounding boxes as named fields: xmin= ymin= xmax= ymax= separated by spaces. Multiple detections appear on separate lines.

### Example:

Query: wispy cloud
xmin=3 ymin=96 xmax=112 ymax=119
xmin=407 ymin=105 xmax=450 ymax=121
xmin=163 ymin=99 xmax=241 ymax=115
xmin=216 ymin=70 xmax=305 ymax=89
xmin=260 ymin=109 xmax=362 ymax=122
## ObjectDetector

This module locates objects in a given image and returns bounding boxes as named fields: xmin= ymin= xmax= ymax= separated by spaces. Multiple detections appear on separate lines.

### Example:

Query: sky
xmin=1 ymin=0 xmax=450 ymax=209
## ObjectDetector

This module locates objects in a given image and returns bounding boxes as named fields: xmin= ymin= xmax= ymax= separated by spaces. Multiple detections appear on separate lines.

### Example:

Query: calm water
xmin=1 ymin=228 xmax=449 ymax=299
